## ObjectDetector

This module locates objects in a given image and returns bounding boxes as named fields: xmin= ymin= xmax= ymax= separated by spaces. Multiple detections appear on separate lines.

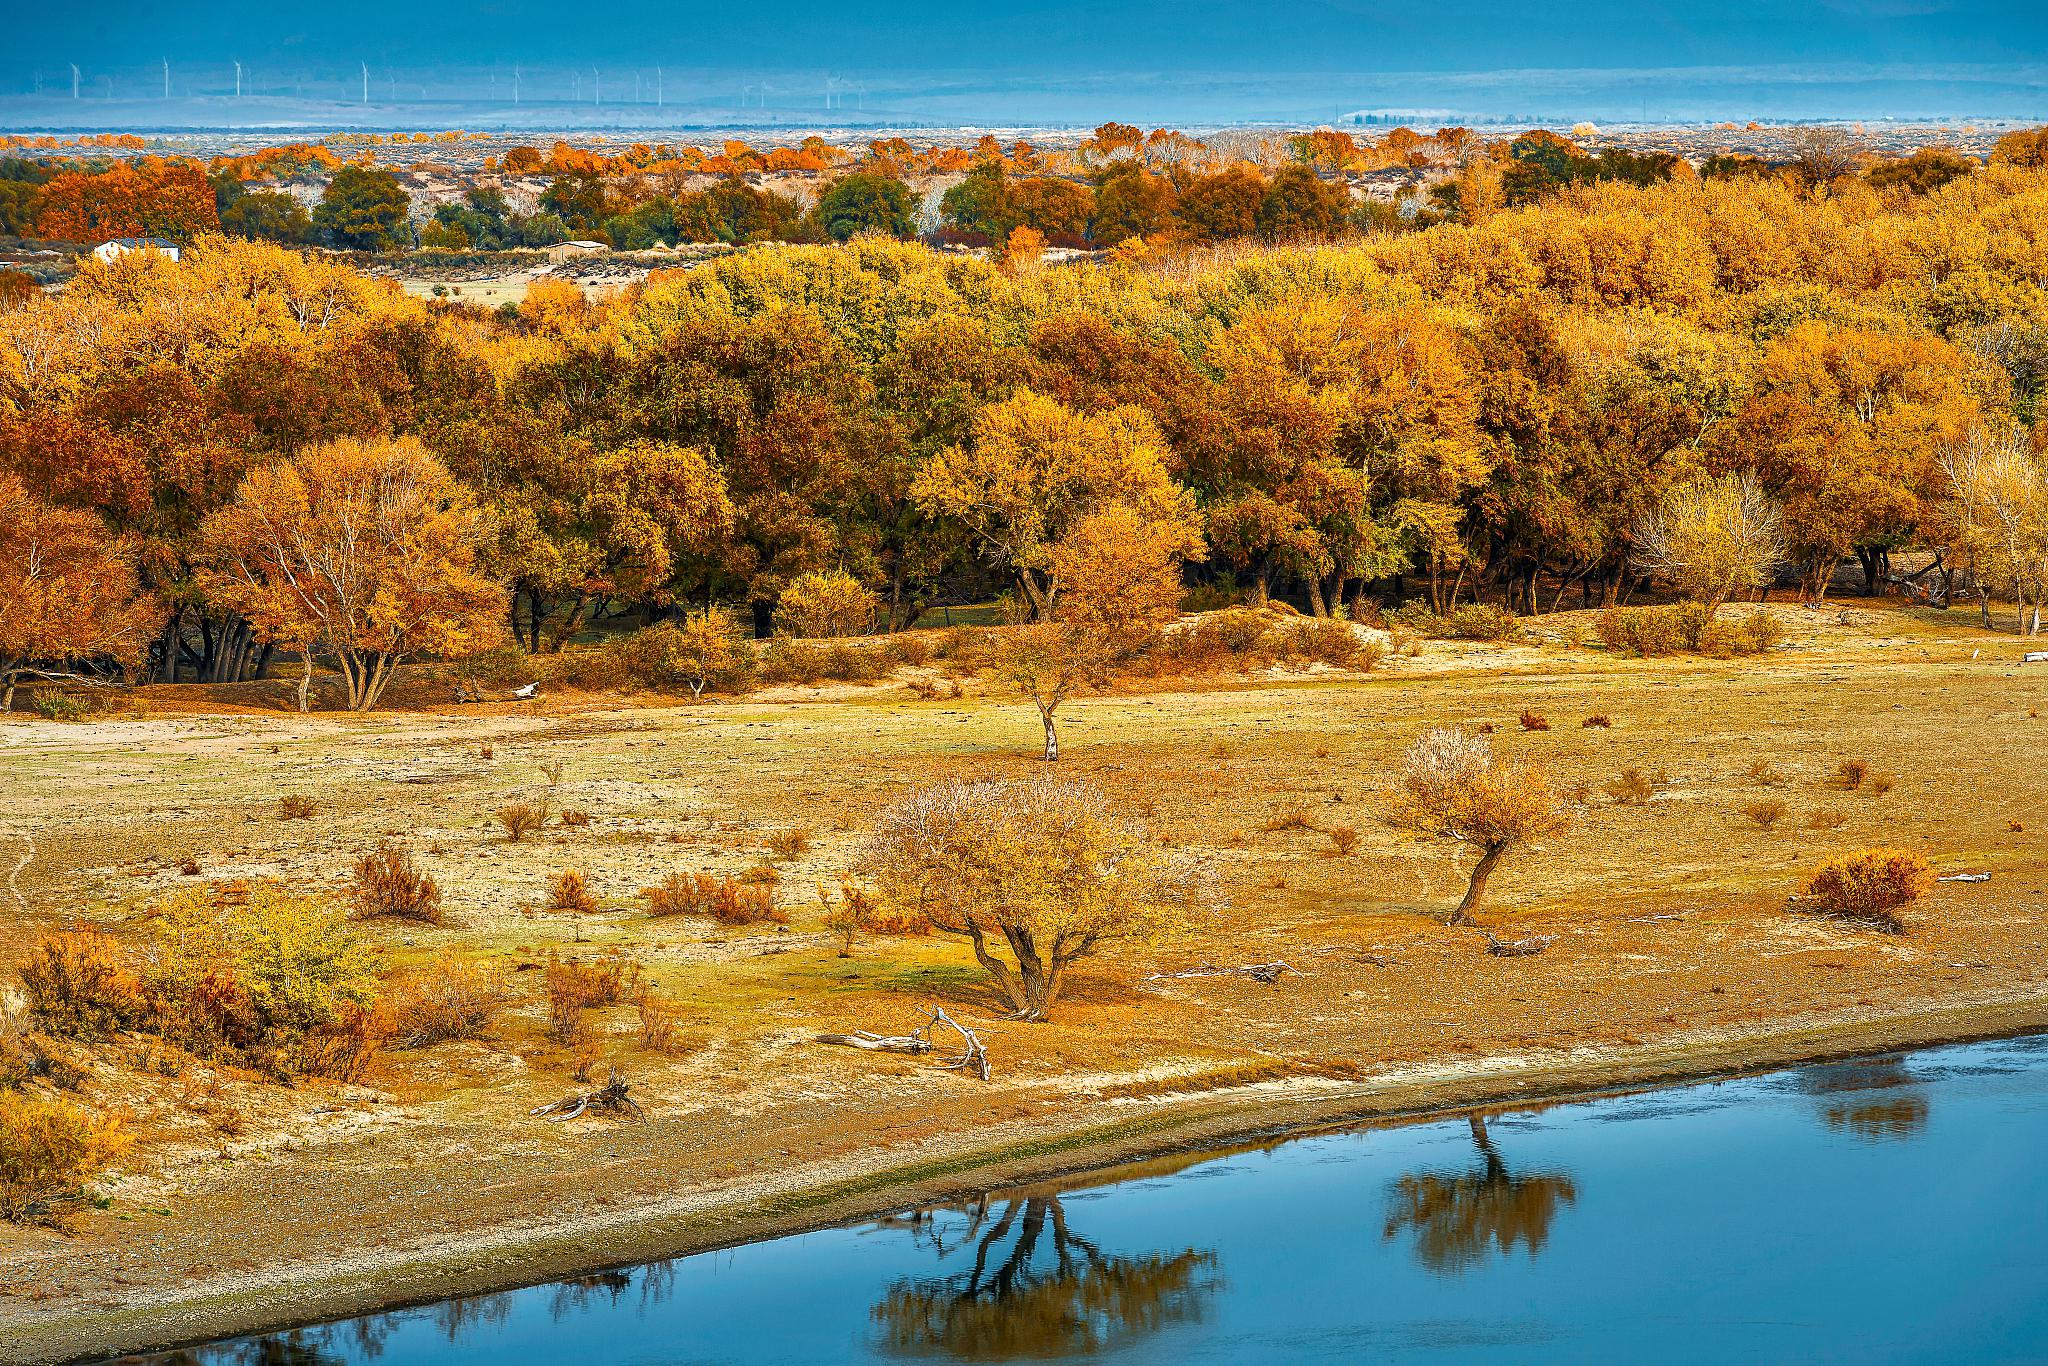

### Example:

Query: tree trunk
xmin=297 ymin=651 xmax=314 ymax=713
xmin=1450 ymin=843 xmax=1506 ymax=926
xmin=1038 ymin=704 xmax=1059 ymax=762
xmin=964 ymin=923 xmax=1028 ymax=1016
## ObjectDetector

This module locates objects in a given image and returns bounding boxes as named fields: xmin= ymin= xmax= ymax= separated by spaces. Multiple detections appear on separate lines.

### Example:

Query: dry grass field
xmin=4 ymin=600 xmax=2048 ymax=1358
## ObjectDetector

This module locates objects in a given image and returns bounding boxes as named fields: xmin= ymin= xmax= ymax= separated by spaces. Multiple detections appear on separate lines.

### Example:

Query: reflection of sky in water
xmin=142 ymin=1035 xmax=2048 ymax=1365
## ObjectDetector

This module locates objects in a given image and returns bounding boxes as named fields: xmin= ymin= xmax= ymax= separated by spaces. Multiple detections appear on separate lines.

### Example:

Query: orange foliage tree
xmin=32 ymin=158 xmax=218 ymax=242
xmin=202 ymin=437 xmax=506 ymax=710
xmin=0 ymin=474 xmax=155 ymax=710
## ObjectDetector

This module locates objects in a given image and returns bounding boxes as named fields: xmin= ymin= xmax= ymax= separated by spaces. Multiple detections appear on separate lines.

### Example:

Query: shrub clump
xmin=763 ymin=827 xmax=814 ymax=862
xmin=276 ymin=795 xmax=317 ymax=820
xmin=1597 ymin=603 xmax=1781 ymax=658
xmin=1606 ymin=768 xmax=1654 ymax=805
xmin=545 ymin=869 xmax=599 ymax=914
xmin=141 ymin=883 xmax=383 ymax=1080
xmin=642 ymin=872 xmax=785 ymax=925
xmin=544 ymin=953 xmax=641 ymax=1046
xmin=18 ymin=929 xmax=146 ymax=1041
xmin=347 ymin=843 xmax=443 ymax=923
xmin=0 ymin=1093 xmax=133 ymax=1224
xmin=1386 ymin=601 xmax=1520 ymax=641
xmin=381 ymin=953 xmax=512 ymax=1049
xmin=1795 ymin=848 xmax=1934 ymax=933
xmin=1742 ymin=797 xmax=1787 ymax=828
xmin=775 ymin=570 xmax=879 ymax=639
xmin=495 ymin=800 xmax=547 ymax=842
xmin=16 ymin=887 xmax=385 ymax=1083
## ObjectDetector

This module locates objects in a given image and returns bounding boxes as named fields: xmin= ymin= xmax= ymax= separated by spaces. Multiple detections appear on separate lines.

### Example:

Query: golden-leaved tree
xmin=862 ymin=773 xmax=1214 ymax=1020
xmin=202 ymin=437 xmax=506 ymax=710
xmin=911 ymin=389 xmax=1199 ymax=621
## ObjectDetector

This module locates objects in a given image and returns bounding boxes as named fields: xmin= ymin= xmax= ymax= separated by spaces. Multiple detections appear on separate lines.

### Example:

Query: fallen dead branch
xmin=1483 ymin=932 xmax=1554 ymax=957
xmin=813 ymin=1029 xmax=934 ymax=1055
xmin=1144 ymin=961 xmax=1301 ymax=984
xmin=529 ymin=1068 xmax=645 ymax=1122
xmin=817 ymin=1005 xmax=992 ymax=1081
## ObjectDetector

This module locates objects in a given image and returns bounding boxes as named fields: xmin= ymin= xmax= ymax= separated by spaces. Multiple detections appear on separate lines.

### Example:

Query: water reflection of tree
xmin=1382 ymin=1113 xmax=1577 ymax=1275
xmin=871 ymin=1191 xmax=1219 ymax=1359
xmin=1799 ymin=1056 xmax=1930 ymax=1141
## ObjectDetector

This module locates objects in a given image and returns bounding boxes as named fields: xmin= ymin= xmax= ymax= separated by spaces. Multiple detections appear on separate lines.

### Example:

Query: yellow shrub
xmin=1797 ymin=847 xmax=1934 ymax=932
xmin=775 ymin=570 xmax=879 ymax=638
xmin=0 ymin=1093 xmax=132 ymax=1223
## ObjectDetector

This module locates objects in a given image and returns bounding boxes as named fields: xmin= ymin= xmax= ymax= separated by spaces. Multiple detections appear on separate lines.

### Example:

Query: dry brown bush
xmin=1743 ymin=797 xmax=1788 ymax=828
xmin=636 ymin=994 xmax=685 ymax=1053
xmin=1519 ymin=709 xmax=1550 ymax=731
xmin=496 ymin=801 xmax=546 ymax=841
xmin=1606 ymin=768 xmax=1654 ymax=805
xmin=763 ymin=827 xmax=813 ymax=861
xmin=1263 ymin=803 xmax=1319 ymax=834
xmin=1747 ymin=758 xmax=1786 ymax=786
xmin=1867 ymin=771 xmax=1896 ymax=797
xmin=276 ymin=795 xmax=317 ymax=820
xmin=1837 ymin=759 xmax=1870 ymax=790
xmin=1324 ymin=825 xmax=1359 ymax=857
xmin=1796 ymin=848 xmax=1933 ymax=932
xmin=17 ymin=929 xmax=146 ymax=1041
xmin=544 ymin=954 xmax=642 ymax=1045
xmin=382 ymin=954 xmax=512 ymax=1049
xmin=641 ymin=872 xmax=784 ymax=925
xmin=558 ymin=809 xmax=591 ymax=828
xmin=1808 ymin=808 xmax=1847 ymax=830
xmin=545 ymin=869 xmax=598 ymax=914
xmin=1582 ymin=714 xmax=1612 ymax=729
xmin=348 ymin=843 xmax=443 ymax=923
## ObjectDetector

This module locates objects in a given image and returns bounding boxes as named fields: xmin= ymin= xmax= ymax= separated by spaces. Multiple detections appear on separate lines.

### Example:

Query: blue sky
xmin=12 ymin=0 xmax=2045 ymax=72
xmin=3 ymin=1 xmax=2043 ymax=123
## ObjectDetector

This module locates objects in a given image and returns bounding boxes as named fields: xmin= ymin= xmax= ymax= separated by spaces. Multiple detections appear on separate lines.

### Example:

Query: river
xmin=124 ymin=1033 xmax=2048 ymax=1364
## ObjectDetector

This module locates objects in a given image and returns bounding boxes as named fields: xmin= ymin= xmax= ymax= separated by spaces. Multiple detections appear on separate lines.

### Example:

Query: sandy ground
xmin=3 ymin=601 xmax=2047 ymax=1362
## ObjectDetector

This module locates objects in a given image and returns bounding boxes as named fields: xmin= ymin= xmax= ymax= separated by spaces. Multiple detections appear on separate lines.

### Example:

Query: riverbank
xmin=14 ymin=988 xmax=2048 ymax=1363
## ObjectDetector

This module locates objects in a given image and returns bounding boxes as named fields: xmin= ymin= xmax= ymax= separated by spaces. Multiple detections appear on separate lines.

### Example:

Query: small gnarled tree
xmin=1389 ymin=728 xmax=1575 ymax=926
xmin=861 ymin=774 xmax=1213 ymax=1020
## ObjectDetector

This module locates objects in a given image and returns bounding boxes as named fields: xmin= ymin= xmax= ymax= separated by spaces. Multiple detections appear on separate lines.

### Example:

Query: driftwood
xmin=511 ymin=681 xmax=542 ymax=699
xmin=1483 ymin=932 xmax=1554 ymax=957
xmin=1144 ymin=961 xmax=1300 ymax=984
xmin=818 ymin=1006 xmax=991 ymax=1081
xmin=1938 ymin=872 xmax=1991 ymax=883
xmin=2023 ymin=652 xmax=2048 ymax=664
xmin=529 ymin=1068 xmax=645 ymax=1122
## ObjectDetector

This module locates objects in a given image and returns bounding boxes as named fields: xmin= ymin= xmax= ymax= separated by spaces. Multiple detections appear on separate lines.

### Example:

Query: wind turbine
xmin=162 ymin=58 xmax=170 ymax=100
xmin=234 ymin=61 xmax=242 ymax=98
xmin=513 ymin=65 xmax=521 ymax=105
xmin=361 ymin=62 xmax=369 ymax=105
xmin=70 ymin=63 xmax=79 ymax=100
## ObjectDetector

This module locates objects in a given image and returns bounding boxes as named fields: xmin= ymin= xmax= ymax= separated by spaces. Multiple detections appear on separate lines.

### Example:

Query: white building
xmin=91 ymin=237 xmax=182 ymax=264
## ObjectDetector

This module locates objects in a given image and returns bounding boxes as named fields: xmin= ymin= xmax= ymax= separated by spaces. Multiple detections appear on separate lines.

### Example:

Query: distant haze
xmin=1 ymin=0 xmax=2043 ymax=128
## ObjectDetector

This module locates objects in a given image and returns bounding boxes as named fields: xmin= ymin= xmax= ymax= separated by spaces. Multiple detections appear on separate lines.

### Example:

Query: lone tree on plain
xmin=203 ymin=437 xmax=506 ymax=711
xmin=861 ymin=774 xmax=1213 ymax=1021
xmin=992 ymin=502 xmax=1202 ymax=761
xmin=1631 ymin=472 xmax=1786 ymax=617
xmin=1388 ymin=728 xmax=1575 ymax=926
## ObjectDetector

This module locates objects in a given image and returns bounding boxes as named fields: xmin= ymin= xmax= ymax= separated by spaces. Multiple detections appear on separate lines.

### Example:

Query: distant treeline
xmin=5 ymin=124 xmax=2044 ymax=256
